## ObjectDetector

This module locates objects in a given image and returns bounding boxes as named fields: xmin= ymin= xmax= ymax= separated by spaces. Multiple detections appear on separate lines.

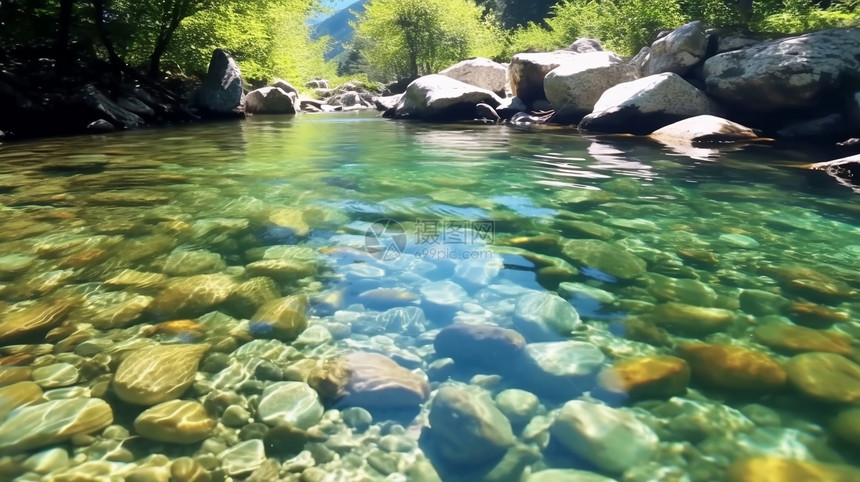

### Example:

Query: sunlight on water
xmin=0 ymin=112 xmax=858 ymax=481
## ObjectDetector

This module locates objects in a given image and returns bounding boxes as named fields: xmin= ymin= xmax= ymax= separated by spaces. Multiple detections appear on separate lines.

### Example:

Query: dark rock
xmin=476 ymin=103 xmax=500 ymax=122
xmin=508 ymin=50 xmax=582 ymax=103
xmin=244 ymin=87 xmax=296 ymax=115
xmin=193 ymin=49 xmax=244 ymax=114
xmin=566 ymin=38 xmax=603 ymax=53
xmin=434 ymin=323 xmax=525 ymax=370
xmin=642 ymin=21 xmax=708 ymax=77
xmin=86 ymin=119 xmax=115 ymax=133
xmin=75 ymin=84 xmax=143 ymax=129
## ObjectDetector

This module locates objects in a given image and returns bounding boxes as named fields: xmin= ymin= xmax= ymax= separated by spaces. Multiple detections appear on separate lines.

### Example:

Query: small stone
xmin=22 ymin=447 xmax=70 ymax=474
xmin=257 ymin=382 xmax=324 ymax=430
xmin=679 ymin=343 xmax=786 ymax=392
xmin=218 ymin=439 xmax=266 ymax=477
xmin=0 ymin=254 xmax=37 ymax=278
xmin=170 ymin=457 xmax=211 ymax=482
xmin=32 ymin=362 xmax=79 ymax=388
xmin=754 ymin=324 xmax=852 ymax=356
xmin=528 ymin=469 xmax=617 ymax=482
xmin=125 ymin=466 xmax=171 ymax=482
xmin=519 ymin=341 xmax=605 ymax=397
xmin=103 ymin=270 xmax=167 ymax=290
xmin=739 ymin=290 xmax=790 ymax=316
xmin=245 ymin=259 xmax=316 ymax=283
xmin=293 ymin=325 xmax=333 ymax=348
xmin=249 ymin=295 xmax=308 ymax=341
xmin=495 ymin=389 xmax=540 ymax=426
xmin=428 ymin=385 xmax=515 ymax=465
xmin=787 ymin=301 xmax=850 ymax=327
xmin=153 ymin=274 xmax=237 ymax=318
xmin=513 ymin=291 xmax=580 ymax=341
xmin=719 ymin=233 xmax=759 ymax=248
xmin=309 ymin=352 xmax=429 ymax=410
xmin=0 ymin=381 xmax=44 ymax=421
xmin=113 ymin=343 xmax=209 ymax=406
xmin=562 ymin=239 xmax=646 ymax=280
xmin=557 ymin=282 xmax=616 ymax=305
xmin=222 ymin=404 xmax=252 ymax=428
xmin=159 ymin=250 xmax=226 ymax=276
xmin=647 ymin=274 xmax=717 ymax=306
xmin=134 ymin=400 xmax=216 ymax=444
xmin=598 ymin=355 xmax=690 ymax=401
xmin=378 ymin=434 xmax=416 ymax=452
xmin=786 ymin=352 xmax=860 ymax=403
xmin=727 ymin=457 xmax=860 ymax=482
xmin=551 ymin=400 xmax=658 ymax=473
xmin=0 ymin=299 xmax=75 ymax=343
xmin=226 ymin=277 xmax=280 ymax=318
xmin=0 ymin=397 xmax=114 ymax=452
xmin=649 ymin=302 xmax=735 ymax=335
xmin=341 ymin=407 xmax=372 ymax=432
xmin=677 ymin=248 xmax=719 ymax=266
xmin=434 ymin=323 xmax=525 ymax=370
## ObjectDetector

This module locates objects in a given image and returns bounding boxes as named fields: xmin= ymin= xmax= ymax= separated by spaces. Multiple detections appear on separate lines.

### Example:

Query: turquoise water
xmin=0 ymin=112 xmax=859 ymax=481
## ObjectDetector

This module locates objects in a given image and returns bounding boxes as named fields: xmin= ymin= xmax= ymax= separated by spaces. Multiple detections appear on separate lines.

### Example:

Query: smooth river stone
xmin=245 ymin=259 xmax=316 ymax=283
xmin=434 ymin=323 xmax=525 ymax=370
xmin=218 ymin=439 xmax=266 ymax=477
xmin=598 ymin=355 xmax=690 ymax=401
xmin=103 ymin=269 xmax=167 ymax=290
xmin=0 ymin=381 xmax=44 ymax=421
xmin=153 ymin=274 xmax=237 ymax=318
xmin=0 ymin=397 xmax=113 ymax=452
xmin=520 ymin=341 xmax=605 ymax=397
xmin=562 ymin=239 xmax=646 ymax=280
xmin=31 ymin=363 xmax=79 ymax=388
xmin=249 ymin=295 xmax=308 ymax=341
xmin=269 ymin=208 xmax=311 ymax=236
xmin=647 ymin=273 xmax=717 ymax=306
xmin=557 ymin=219 xmax=616 ymax=240
xmin=0 ymin=299 xmax=75 ymax=343
xmin=786 ymin=352 xmax=860 ymax=403
xmin=832 ymin=407 xmax=860 ymax=451
xmin=226 ymin=277 xmax=280 ymax=318
xmin=727 ymin=457 xmax=860 ymax=482
xmin=787 ymin=301 xmax=851 ymax=327
xmin=428 ymin=385 xmax=515 ymax=465
xmin=528 ymin=469 xmax=617 ymax=482
xmin=679 ymin=343 xmax=786 ymax=392
xmin=754 ymin=324 xmax=853 ymax=356
xmin=513 ymin=291 xmax=581 ymax=341
xmin=73 ymin=291 xmax=153 ymax=330
xmin=160 ymin=250 xmax=226 ymax=276
xmin=134 ymin=400 xmax=216 ymax=444
xmin=0 ymin=254 xmax=36 ymax=278
xmin=738 ymin=289 xmax=790 ymax=316
xmin=113 ymin=343 xmax=209 ymax=406
xmin=495 ymin=389 xmax=540 ymax=426
xmin=551 ymin=400 xmax=658 ymax=473
xmin=719 ymin=233 xmax=759 ymax=249
xmin=310 ymin=352 xmax=430 ymax=409
xmin=257 ymin=382 xmax=324 ymax=429
xmin=649 ymin=302 xmax=735 ymax=335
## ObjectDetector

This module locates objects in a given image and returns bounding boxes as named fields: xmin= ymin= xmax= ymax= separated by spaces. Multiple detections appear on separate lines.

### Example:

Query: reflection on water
xmin=0 ymin=112 xmax=859 ymax=481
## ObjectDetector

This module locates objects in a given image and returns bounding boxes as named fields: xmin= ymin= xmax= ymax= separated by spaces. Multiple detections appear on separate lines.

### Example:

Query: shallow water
xmin=0 ymin=112 xmax=859 ymax=481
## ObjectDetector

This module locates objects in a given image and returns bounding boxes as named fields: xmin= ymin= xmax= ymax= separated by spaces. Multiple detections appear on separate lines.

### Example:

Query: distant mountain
xmin=312 ymin=0 xmax=367 ymax=61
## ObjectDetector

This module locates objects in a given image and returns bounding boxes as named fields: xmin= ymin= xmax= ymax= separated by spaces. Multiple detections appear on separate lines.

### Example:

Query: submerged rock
xmin=113 ymin=343 xmax=209 ymax=406
xmin=513 ymin=291 xmax=580 ymax=341
xmin=0 ymin=381 xmax=44 ymax=421
xmin=434 ymin=323 xmax=525 ymax=370
xmin=754 ymin=324 xmax=853 ymax=356
xmin=134 ymin=400 xmax=216 ymax=444
xmin=649 ymin=302 xmax=735 ymax=335
xmin=428 ymin=385 xmax=515 ymax=465
xmin=0 ymin=299 xmax=74 ymax=343
xmin=153 ymin=274 xmax=237 ymax=318
xmin=727 ymin=457 xmax=860 ymax=482
xmin=520 ymin=341 xmax=604 ymax=397
xmin=561 ymin=239 xmax=646 ymax=280
xmin=257 ymin=381 xmax=323 ymax=430
xmin=249 ymin=295 xmax=308 ymax=341
xmin=679 ymin=343 xmax=786 ymax=392
xmin=786 ymin=352 xmax=860 ymax=403
xmin=598 ymin=355 xmax=690 ymax=401
xmin=551 ymin=400 xmax=658 ymax=473
xmin=0 ymin=397 xmax=113 ymax=453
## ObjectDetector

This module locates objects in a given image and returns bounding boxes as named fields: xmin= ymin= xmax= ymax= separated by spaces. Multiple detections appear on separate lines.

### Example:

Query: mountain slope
xmin=312 ymin=0 xmax=367 ymax=61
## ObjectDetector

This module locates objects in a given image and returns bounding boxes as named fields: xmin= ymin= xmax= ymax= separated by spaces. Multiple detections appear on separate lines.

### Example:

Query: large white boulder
xmin=642 ymin=21 xmax=709 ymax=77
xmin=440 ymin=57 xmax=508 ymax=96
xmin=544 ymin=51 xmax=639 ymax=124
xmin=579 ymin=73 xmax=721 ymax=135
xmin=393 ymin=74 xmax=503 ymax=121
xmin=244 ymin=87 xmax=296 ymax=115
xmin=508 ymin=50 xmax=582 ymax=103
xmin=650 ymin=115 xmax=761 ymax=144
xmin=704 ymin=28 xmax=860 ymax=113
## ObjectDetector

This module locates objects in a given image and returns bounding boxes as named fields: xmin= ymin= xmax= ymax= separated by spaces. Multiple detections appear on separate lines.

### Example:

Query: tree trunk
xmin=56 ymin=0 xmax=75 ymax=75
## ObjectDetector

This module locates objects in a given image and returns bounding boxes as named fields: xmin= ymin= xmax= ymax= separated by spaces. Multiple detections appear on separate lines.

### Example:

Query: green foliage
xmin=166 ymin=0 xmax=333 ymax=84
xmin=353 ymin=0 xmax=503 ymax=81
xmin=503 ymin=22 xmax=565 ymax=57
xmin=756 ymin=0 xmax=860 ymax=33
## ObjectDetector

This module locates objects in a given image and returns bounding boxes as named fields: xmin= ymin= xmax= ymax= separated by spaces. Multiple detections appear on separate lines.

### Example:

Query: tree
xmin=353 ymin=0 xmax=501 ymax=81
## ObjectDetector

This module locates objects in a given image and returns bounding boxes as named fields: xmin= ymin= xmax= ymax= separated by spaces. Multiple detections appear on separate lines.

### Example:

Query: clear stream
xmin=0 ymin=112 xmax=859 ymax=481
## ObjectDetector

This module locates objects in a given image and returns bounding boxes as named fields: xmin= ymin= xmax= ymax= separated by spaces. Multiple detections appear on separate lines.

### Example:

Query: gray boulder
xmin=393 ymin=74 xmax=503 ymax=121
xmin=271 ymin=78 xmax=299 ymax=96
xmin=704 ymin=28 xmax=860 ymax=113
xmin=244 ymin=87 xmax=296 ymax=115
xmin=579 ymin=73 xmax=721 ymax=135
xmin=194 ymin=49 xmax=243 ymax=114
xmin=650 ymin=115 xmax=761 ymax=144
xmin=544 ymin=51 xmax=639 ymax=124
xmin=508 ymin=50 xmax=582 ymax=103
xmin=440 ymin=57 xmax=508 ymax=96
xmin=305 ymin=79 xmax=328 ymax=89
xmin=642 ymin=21 xmax=708 ymax=77
xmin=76 ymin=84 xmax=143 ymax=129
xmin=566 ymin=38 xmax=603 ymax=53
xmin=374 ymin=94 xmax=402 ymax=111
